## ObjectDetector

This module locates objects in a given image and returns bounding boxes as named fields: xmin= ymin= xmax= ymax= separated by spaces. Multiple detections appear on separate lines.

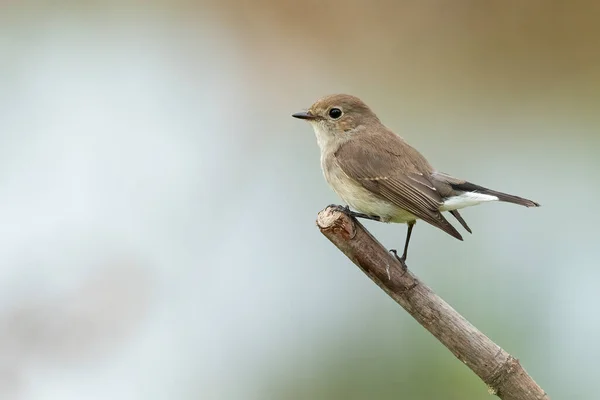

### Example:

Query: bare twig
xmin=317 ymin=206 xmax=549 ymax=400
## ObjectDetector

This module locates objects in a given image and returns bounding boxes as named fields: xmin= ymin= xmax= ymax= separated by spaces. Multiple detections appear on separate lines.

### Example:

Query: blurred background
xmin=0 ymin=1 xmax=598 ymax=399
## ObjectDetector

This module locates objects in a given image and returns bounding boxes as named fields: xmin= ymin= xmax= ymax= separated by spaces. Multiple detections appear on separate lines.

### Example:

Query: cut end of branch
xmin=316 ymin=207 xmax=356 ymax=240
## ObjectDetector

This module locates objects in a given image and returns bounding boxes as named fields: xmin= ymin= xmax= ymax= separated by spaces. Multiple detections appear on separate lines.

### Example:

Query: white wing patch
xmin=439 ymin=192 xmax=499 ymax=211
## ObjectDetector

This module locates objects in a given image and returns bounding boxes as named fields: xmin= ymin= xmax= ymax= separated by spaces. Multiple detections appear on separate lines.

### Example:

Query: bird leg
xmin=390 ymin=221 xmax=415 ymax=270
xmin=327 ymin=204 xmax=381 ymax=222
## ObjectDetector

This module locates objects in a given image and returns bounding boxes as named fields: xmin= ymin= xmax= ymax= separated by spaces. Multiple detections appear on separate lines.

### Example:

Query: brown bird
xmin=293 ymin=94 xmax=539 ymax=265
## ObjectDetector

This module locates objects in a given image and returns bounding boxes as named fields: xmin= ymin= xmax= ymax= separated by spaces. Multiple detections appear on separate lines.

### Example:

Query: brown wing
xmin=335 ymin=136 xmax=463 ymax=240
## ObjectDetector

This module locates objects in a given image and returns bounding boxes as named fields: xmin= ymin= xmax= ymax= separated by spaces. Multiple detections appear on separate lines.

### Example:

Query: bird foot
xmin=389 ymin=249 xmax=408 ymax=271
xmin=327 ymin=204 xmax=350 ymax=213
xmin=326 ymin=204 xmax=381 ymax=222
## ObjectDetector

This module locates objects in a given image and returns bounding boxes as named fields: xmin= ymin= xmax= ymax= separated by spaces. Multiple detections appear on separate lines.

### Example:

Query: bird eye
xmin=328 ymin=108 xmax=342 ymax=119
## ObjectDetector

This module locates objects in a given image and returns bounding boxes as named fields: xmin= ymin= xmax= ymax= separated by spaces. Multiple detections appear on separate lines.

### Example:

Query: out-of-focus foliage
xmin=0 ymin=1 xmax=598 ymax=399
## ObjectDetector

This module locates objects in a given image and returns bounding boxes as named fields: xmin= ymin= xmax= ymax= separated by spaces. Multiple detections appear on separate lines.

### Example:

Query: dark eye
xmin=328 ymin=108 xmax=342 ymax=119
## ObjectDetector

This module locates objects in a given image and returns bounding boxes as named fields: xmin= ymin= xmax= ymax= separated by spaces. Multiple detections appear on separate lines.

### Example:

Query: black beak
xmin=292 ymin=111 xmax=317 ymax=120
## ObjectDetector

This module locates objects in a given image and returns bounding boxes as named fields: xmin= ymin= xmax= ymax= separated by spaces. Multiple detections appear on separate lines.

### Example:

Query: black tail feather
xmin=451 ymin=181 xmax=540 ymax=208
xmin=449 ymin=210 xmax=472 ymax=233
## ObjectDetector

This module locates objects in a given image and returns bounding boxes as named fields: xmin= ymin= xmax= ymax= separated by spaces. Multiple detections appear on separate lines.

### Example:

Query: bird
xmin=292 ymin=94 xmax=540 ymax=266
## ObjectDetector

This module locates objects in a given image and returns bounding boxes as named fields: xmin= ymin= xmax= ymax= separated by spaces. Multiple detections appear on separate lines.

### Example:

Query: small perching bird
xmin=293 ymin=94 xmax=539 ymax=265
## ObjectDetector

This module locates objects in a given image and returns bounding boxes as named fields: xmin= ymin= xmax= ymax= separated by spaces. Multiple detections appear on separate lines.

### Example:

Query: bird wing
xmin=334 ymin=136 xmax=463 ymax=240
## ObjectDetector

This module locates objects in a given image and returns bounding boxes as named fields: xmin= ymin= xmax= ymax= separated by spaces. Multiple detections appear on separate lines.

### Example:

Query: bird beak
xmin=292 ymin=110 xmax=317 ymax=120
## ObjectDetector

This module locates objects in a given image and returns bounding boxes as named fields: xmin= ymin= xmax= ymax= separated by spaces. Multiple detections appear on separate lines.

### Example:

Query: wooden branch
xmin=317 ymin=206 xmax=549 ymax=400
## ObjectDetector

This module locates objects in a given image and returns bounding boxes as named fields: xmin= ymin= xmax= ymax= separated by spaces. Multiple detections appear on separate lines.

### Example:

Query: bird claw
xmin=327 ymin=204 xmax=350 ymax=213
xmin=389 ymin=249 xmax=408 ymax=271
xmin=326 ymin=205 xmax=381 ymax=222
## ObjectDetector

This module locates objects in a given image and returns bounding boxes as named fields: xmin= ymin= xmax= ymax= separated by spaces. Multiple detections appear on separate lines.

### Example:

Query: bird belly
xmin=323 ymin=161 xmax=416 ymax=223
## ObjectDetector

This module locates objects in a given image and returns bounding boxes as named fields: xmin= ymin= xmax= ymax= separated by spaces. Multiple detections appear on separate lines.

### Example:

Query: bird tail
xmin=449 ymin=210 xmax=472 ymax=233
xmin=451 ymin=181 xmax=540 ymax=208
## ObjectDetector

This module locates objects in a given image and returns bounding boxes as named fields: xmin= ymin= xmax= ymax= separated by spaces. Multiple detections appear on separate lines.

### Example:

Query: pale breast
xmin=321 ymin=153 xmax=416 ymax=223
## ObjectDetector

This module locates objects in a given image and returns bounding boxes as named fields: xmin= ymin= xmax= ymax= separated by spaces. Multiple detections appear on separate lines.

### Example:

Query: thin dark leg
xmin=401 ymin=221 xmax=415 ymax=261
xmin=391 ymin=221 xmax=415 ymax=268
xmin=327 ymin=204 xmax=381 ymax=222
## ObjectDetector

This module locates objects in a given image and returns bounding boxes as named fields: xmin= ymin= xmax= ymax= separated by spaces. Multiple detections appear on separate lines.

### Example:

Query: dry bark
xmin=317 ymin=206 xmax=549 ymax=400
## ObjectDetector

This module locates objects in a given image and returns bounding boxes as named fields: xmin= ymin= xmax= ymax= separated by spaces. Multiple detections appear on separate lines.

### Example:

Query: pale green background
xmin=0 ymin=1 xmax=598 ymax=399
